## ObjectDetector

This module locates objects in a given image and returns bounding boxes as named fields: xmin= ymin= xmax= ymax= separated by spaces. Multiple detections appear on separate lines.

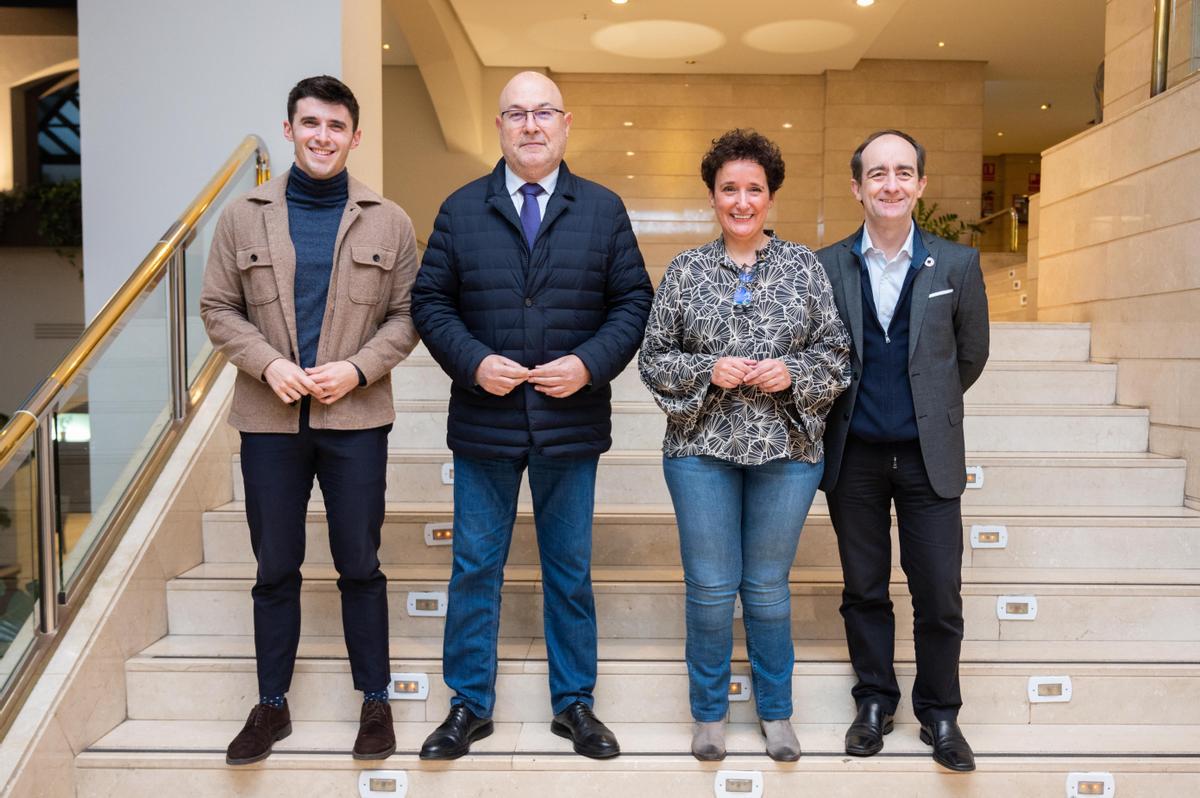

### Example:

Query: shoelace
xmin=362 ymin=701 xmax=390 ymax=724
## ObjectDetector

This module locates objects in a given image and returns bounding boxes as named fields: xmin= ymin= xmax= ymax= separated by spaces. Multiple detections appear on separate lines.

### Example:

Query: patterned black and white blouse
xmin=638 ymin=235 xmax=851 ymax=465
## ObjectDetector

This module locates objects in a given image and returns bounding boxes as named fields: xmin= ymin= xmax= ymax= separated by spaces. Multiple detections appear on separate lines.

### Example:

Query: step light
xmin=359 ymin=771 xmax=407 ymax=797
xmin=715 ymin=771 xmax=763 ymax=797
xmin=424 ymin=522 xmax=453 ymax=546
xmin=729 ymin=675 xmax=751 ymax=702
xmin=1028 ymin=675 xmax=1072 ymax=703
xmin=997 ymin=595 xmax=1038 ymax=620
xmin=388 ymin=673 xmax=430 ymax=701
xmin=970 ymin=524 xmax=1008 ymax=549
xmin=1066 ymin=772 xmax=1114 ymax=796
xmin=407 ymin=591 xmax=448 ymax=616
xmin=965 ymin=466 xmax=985 ymax=489
xmin=441 ymin=463 xmax=454 ymax=485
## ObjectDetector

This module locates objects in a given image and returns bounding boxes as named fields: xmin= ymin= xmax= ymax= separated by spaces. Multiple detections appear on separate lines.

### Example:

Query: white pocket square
xmin=928 ymin=288 xmax=953 ymax=298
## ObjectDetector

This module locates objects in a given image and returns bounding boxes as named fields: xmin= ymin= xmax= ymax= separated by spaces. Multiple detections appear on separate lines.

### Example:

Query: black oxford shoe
xmin=550 ymin=701 xmax=621 ymax=759
xmin=844 ymin=701 xmax=894 ymax=757
xmin=419 ymin=705 xmax=494 ymax=760
xmin=920 ymin=719 xmax=976 ymax=772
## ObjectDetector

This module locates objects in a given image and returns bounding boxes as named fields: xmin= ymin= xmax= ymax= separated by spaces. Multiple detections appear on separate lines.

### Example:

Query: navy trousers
xmin=239 ymin=402 xmax=391 ymax=696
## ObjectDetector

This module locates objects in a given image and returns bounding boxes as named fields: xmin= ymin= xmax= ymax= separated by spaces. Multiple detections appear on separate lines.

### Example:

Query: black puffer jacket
xmin=412 ymin=160 xmax=653 ymax=459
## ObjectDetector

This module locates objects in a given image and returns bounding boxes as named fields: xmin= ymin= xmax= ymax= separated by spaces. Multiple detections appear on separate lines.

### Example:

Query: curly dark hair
xmin=700 ymin=129 xmax=785 ymax=195
xmin=287 ymin=75 xmax=360 ymax=131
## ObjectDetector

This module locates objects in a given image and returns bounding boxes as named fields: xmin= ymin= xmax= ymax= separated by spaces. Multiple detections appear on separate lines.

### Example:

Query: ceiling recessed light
xmin=623 ymin=121 xmax=634 ymax=127
xmin=937 ymin=41 xmax=945 ymax=48
xmin=611 ymin=0 xmax=629 ymax=4
xmin=626 ymin=151 xmax=635 ymax=156
xmin=382 ymin=43 xmax=391 ymax=50
xmin=782 ymin=122 xmax=793 ymax=129
xmin=1040 ymin=102 xmax=1052 ymax=110
xmin=997 ymin=131 xmax=1004 ymax=137
xmin=626 ymin=174 xmax=635 ymax=179
xmin=856 ymin=0 xmax=875 ymax=6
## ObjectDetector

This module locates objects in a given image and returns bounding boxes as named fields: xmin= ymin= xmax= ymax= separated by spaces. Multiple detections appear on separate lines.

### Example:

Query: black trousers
xmin=240 ymin=403 xmax=391 ymax=696
xmin=826 ymin=436 xmax=964 ymax=723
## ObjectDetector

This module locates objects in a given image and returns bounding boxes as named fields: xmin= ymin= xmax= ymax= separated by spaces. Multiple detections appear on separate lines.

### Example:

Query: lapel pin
xmin=923 ymin=256 xmax=935 ymax=268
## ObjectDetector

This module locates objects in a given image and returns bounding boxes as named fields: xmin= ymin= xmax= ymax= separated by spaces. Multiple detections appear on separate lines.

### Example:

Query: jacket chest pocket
xmin=236 ymin=247 xmax=278 ymax=305
xmin=348 ymin=245 xmax=396 ymax=304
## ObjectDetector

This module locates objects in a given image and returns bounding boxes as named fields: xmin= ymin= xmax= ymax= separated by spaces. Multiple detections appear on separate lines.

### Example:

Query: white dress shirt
xmin=861 ymin=222 xmax=916 ymax=331
xmin=505 ymin=164 xmax=559 ymax=220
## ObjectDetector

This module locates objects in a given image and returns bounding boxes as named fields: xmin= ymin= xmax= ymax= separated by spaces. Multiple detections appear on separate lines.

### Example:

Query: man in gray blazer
xmin=816 ymin=130 xmax=988 ymax=772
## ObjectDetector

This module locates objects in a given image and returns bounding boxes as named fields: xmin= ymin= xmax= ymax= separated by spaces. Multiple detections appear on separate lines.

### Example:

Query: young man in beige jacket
xmin=200 ymin=75 xmax=418 ymax=765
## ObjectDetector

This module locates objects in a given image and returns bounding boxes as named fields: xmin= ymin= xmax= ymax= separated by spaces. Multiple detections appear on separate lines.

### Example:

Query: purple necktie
xmin=519 ymin=182 xmax=544 ymax=249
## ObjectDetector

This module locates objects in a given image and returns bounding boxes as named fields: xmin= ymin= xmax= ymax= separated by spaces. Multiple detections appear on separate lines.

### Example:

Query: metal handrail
xmin=970 ymin=206 xmax=1020 ymax=253
xmin=0 ymin=135 xmax=269 ymax=737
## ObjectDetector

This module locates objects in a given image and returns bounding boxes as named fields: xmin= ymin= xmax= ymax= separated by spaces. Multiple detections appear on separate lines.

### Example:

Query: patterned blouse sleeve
xmin=781 ymin=249 xmax=851 ymax=421
xmin=638 ymin=254 xmax=719 ymax=431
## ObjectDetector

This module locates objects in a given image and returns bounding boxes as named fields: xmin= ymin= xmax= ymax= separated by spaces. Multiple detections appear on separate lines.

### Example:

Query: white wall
xmin=76 ymin=0 xmax=372 ymax=316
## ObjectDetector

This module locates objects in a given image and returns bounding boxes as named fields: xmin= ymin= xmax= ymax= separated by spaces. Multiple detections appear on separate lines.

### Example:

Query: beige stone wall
xmin=1104 ymin=0 xmax=1196 ymax=118
xmin=383 ymin=60 xmax=984 ymax=279
xmin=1038 ymin=75 xmax=1200 ymax=502
xmin=822 ymin=60 xmax=984 ymax=245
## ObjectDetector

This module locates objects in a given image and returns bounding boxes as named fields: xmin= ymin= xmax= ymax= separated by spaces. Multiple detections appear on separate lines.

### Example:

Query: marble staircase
xmin=74 ymin=322 xmax=1200 ymax=796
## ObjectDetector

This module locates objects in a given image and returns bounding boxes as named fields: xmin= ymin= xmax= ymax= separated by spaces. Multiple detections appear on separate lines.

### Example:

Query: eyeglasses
xmin=733 ymin=264 xmax=755 ymax=310
xmin=501 ymin=107 xmax=566 ymax=127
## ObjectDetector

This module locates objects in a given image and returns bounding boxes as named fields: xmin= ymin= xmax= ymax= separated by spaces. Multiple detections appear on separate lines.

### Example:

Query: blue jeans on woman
xmin=663 ymin=455 xmax=823 ymax=722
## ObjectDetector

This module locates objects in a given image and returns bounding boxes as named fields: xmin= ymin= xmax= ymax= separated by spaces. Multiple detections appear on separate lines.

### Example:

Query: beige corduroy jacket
xmin=200 ymin=171 xmax=419 ymax=433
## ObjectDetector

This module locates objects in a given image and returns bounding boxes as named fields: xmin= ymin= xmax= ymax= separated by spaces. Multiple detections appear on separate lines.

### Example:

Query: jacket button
xmin=373 ymin=254 xmax=380 ymax=262
xmin=524 ymin=298 xmax=533 ymax=307
xmin=249 ymin=254 xmax=258 ymax=263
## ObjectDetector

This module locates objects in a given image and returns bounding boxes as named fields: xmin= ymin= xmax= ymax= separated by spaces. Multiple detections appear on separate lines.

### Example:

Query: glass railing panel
xmin=184 ymin=159 xmax=259 ymax=386
xmin=55 ymin=278 xmax=171 ymax=594
xmin=0 ymin=447 xmax=40 ymax=696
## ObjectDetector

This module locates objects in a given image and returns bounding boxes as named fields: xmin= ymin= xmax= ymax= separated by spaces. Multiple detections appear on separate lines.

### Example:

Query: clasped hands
xmin=711 ymin=356 xmax=792 ymax=393
xmin=264 ymin=358 xmax=360 ymax=405
xmin=475 ymin=353 xmax=589 ymax=398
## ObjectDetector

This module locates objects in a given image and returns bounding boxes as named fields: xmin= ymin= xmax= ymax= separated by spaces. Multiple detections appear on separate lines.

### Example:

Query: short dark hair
xmin=850 ymin=129 xmax=925 ymax=183
xmin=287 ymin=75 xmax=360 ymax=130
xmin=700 ymin=129 xmax=785 ymax=195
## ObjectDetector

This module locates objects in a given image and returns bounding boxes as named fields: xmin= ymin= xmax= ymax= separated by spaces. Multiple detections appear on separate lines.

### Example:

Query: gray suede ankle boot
xmin=760 ymin=719 xmax=801 ymax=761
xmin=691 ymin=721 xmax=726 ymax=761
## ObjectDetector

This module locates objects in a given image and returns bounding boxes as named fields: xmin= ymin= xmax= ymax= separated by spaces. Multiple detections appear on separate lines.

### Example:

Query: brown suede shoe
xmin=226 ymin=701 xmax=292 ymax=765
xmin=353 ymin=700 xmax=396 ymax=760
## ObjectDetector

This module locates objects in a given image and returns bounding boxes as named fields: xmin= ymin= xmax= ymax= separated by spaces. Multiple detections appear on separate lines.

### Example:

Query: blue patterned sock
xmin=363 ymin=689 xmax=390 ymax=704
xmin=260 ymin=694 xmax=285 ymax=708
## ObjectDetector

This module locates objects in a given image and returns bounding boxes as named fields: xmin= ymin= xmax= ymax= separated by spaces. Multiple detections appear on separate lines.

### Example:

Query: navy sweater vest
xmin=849 ymin=249 xmax=920 ymax=443
xmin=286 ymin=165 xmax=348 ymax=369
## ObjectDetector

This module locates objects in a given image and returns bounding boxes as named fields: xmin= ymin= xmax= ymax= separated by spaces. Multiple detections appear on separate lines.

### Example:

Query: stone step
xmin=77 ymin=720 xmax=1200 ymax=797
xmin=165 ymin=564 xmax=1200 ymax=642
xmin=202 ymin=502 xmax=1200 ymax=571
xmin=230 ymin=450 xmax=1189 ymax=508
xmin=386 ymin=401 xmax=1150 ymax=453
xmin=393 ymin=359 xmax=1117 ymax=407
xmin=125 ymin=636 xmax=1200 ymax=726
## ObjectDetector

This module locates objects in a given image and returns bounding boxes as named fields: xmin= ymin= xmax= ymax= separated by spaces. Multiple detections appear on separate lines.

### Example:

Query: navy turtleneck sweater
xmin=286 ymin=164 xmax=349 ymax=369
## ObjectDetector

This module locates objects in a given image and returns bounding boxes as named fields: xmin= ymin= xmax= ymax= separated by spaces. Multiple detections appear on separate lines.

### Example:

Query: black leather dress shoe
xmin=419 ymin=705 xmax=494 ymax=760
xmin=920 ymin=719 xmax=976 ymax=772
xmin=844 ymin=701 xmax=894 ymax=757
xmin=550 ymin=701 xmax=621 ymax=759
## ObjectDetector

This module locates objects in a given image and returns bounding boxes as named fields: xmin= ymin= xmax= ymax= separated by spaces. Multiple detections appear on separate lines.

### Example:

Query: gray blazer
xmin=816 ymin=226 xmax=989 ymax=498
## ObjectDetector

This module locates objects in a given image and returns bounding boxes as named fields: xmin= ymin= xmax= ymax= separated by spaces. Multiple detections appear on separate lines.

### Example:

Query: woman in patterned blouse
xmin=639 ymin=129 xmax=851 ymax=762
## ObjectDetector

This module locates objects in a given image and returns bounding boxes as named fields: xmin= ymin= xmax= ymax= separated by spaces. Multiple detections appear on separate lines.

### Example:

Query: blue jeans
xmin=663 ymin=455 xmax=823 ymax=722
xmin=443 ymin=452 xmax=600 ymax=717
